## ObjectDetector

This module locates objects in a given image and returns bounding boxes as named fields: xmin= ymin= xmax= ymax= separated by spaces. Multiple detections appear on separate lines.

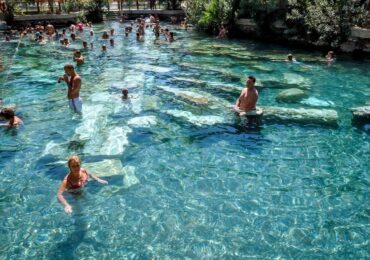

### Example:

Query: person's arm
xmin=235 ymin=90 xmax=243 ymax=107
xmin=88 ymin=171 xmax=108 ymax=185
xmin=58 ymin=74 xmax=69 ymax=87
xmin=57 ymin=179 xmax=72 ymax=213
xmin=83 ymin=168 xmax=108 ymax=184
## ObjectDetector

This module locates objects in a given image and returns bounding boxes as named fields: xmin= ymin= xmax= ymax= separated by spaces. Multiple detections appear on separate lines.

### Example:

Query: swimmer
xmin=102 ymin=44 xmax=107 ymax=52
xmin=217 ymin=25 xmax=227 ymax=39
xmin=58 ymin=64 xmax=83 ymax=113
xmin=110 ymin=38 xmax=114 ymax=47
xmin=122 ymin=88 xmax=129 ymax=100
xmin=168 ymin=32 xmax=174 ymax=42
xmin=102 ymin=31 xmax=109 ymax=39
xmin=110 ymin=28 xmax=115 ymax=36
xmin=326 ymin=51 xmax=335 ymax=61
xmin=46 ymin=23 xmax=55 ymax=36
xmin=0 ymin=108 xmax=23 ymax=127
xmin=57 ymin=156 xmax=108 ymax=214
xmin=63 ymin=38 xmax=70 ymax=47
xmin=286 ymin=53 xmax=296 ymax=62
xmin=231 ymin=76 xmax=259 ymax=116
xmin=82 ymin=41 xmax=88 ymax=49
xmin=153 ymin=22 xmax=160 ymax=38
xmin=70 ymin=33 xmax=76 ymax=41
xmin=73 ymin=50 xmax=84 ymax=66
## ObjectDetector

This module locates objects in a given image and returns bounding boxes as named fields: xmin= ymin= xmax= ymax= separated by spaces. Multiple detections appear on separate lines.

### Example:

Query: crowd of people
xmin=0 ymin=15 xmax=338 ymax=213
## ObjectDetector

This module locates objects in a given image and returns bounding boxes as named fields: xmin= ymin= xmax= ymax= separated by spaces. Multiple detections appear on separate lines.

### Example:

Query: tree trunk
xmin=48 ymin=0 xmax=54 ymax=13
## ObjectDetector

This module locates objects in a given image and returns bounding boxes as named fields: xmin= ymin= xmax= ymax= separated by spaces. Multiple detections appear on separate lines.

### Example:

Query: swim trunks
xmin=68 ymin=97 xmax=82 ymax=113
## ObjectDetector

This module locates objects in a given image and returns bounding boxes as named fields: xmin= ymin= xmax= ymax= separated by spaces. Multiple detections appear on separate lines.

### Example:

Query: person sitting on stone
xmin=0 ymin=108 xmax=23 ymax=127
xmin=232 ymin=76 xmax=259 ymax=116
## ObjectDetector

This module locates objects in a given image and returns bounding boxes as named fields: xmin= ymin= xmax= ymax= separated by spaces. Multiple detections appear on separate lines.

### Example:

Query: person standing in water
xmin=57 ymin=156 xmax=108 ymax=214
xmin=58 ymin=64 xmax=82 ymax=113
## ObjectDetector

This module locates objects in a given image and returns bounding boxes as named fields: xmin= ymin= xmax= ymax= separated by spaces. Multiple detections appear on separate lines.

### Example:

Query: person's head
xmin=90 ymin=30 xmax=94 ymax=36
xmin=64 ymin=64 xmax=75 ymax=75
xmin=62 ymin=28 xmax=66 ymax=34
xmin=122 ymin=88 xmax=128 ymax=98
xmin=68 ymin=155 xmax=81 ymax=172
xmin=327 ymin=51 xmax=334 ymax=59
xmin=70 ymin=33 xmax=76 ymax=40
xmin=74 ymin=50 xmax=81 ymax=57
xmin=83 ymin=41 xmax=88 ymax=48
xmin=102 ymin=44 xmax=107 ymax=51
xmin=0 ymin=108 xmax=15 ymax=120
xmin=63 ymin=38 xmax=69 ymax=44
xmin=60 ymin=39 xmax=64 ymax=45
xmin=247 ymin=76 xmax=256 ymax=88
xmin=287 ymin=53 xmax=293 ymax=61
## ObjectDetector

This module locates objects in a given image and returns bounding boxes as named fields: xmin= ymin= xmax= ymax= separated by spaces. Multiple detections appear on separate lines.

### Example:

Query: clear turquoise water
xmin=0 ymin=21 xmax=369 ymax=259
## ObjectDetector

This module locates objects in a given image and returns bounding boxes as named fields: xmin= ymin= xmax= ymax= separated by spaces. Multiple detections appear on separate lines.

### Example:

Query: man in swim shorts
xmin=233 ymin=76 xmax=259 ymax=116
xmin=58 ymin=64 xmax=82 ymax=113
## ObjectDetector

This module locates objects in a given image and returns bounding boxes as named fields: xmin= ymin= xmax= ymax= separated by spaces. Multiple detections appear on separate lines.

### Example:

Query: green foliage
xmin=184 ymin=0 xmax=233 ymax=32
xmin=238 ymin=0 xmax=282 ymax=18
xmin=84 ymin=0 xmax=108 ymax=22
xmin=286 ymin=0 xmax=370 ymax=47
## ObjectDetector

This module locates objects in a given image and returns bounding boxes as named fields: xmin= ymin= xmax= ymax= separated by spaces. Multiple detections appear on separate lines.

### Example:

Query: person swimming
xmin=57 ymin=155 xmax=108 ymax=214
xmin=0 ymin=108 xmax=23 ymax=127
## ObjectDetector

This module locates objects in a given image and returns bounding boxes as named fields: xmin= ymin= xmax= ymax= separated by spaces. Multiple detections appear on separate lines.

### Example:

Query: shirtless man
xmin=233 ymin=76 xmax=258 ymax=116
xmin=58 ymin=64 xmax=82 ymax=113
xmin=73 ymin=50 xmax=84 ymax=66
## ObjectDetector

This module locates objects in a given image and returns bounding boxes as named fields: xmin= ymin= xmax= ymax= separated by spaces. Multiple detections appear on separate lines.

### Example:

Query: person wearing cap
xmin=0 ymin=108 xmax=23 ymax=127
xmin=58 ymin=64 xmax=82 ymax=113
xmin=286 ymin=53 xmax=296 ymax=62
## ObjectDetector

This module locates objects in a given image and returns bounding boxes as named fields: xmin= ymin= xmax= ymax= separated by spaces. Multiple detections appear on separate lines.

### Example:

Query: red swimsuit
xmin=66 ymin=170 xmax=89 ymax=190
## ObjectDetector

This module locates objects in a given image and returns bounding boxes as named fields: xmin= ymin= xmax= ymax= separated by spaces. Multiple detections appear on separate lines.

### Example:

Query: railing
xmin=7 ymin=1 xmax=171 ymax=15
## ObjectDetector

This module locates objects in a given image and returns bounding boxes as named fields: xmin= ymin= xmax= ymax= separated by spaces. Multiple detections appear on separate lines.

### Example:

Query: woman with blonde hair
xmin=57 ymin=155 xmax=108 ymax=213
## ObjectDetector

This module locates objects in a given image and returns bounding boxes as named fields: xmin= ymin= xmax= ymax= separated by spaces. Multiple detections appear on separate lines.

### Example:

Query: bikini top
xmin=66 ymin=169 xmax=89 ymax=190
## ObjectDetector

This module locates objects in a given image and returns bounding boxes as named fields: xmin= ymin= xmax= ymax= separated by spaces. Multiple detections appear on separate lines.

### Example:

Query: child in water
xmin=57 ymin=155 xmax=108 ymax=214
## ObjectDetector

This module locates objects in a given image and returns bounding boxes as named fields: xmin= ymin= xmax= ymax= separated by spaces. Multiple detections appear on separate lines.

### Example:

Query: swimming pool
xmin=0 ymin=21 xmax=369 ymax=258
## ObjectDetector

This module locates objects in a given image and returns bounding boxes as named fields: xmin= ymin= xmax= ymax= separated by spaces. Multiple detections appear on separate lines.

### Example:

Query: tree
xmin=3 ymin=0 xmax=16 ymax=25
xmin=85 ymin=0 xmax=108 ymax=22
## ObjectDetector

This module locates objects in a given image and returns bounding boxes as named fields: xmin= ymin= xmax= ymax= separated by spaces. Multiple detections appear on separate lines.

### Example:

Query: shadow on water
xmin=47 ymin=195 xmax=105 ymax=260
